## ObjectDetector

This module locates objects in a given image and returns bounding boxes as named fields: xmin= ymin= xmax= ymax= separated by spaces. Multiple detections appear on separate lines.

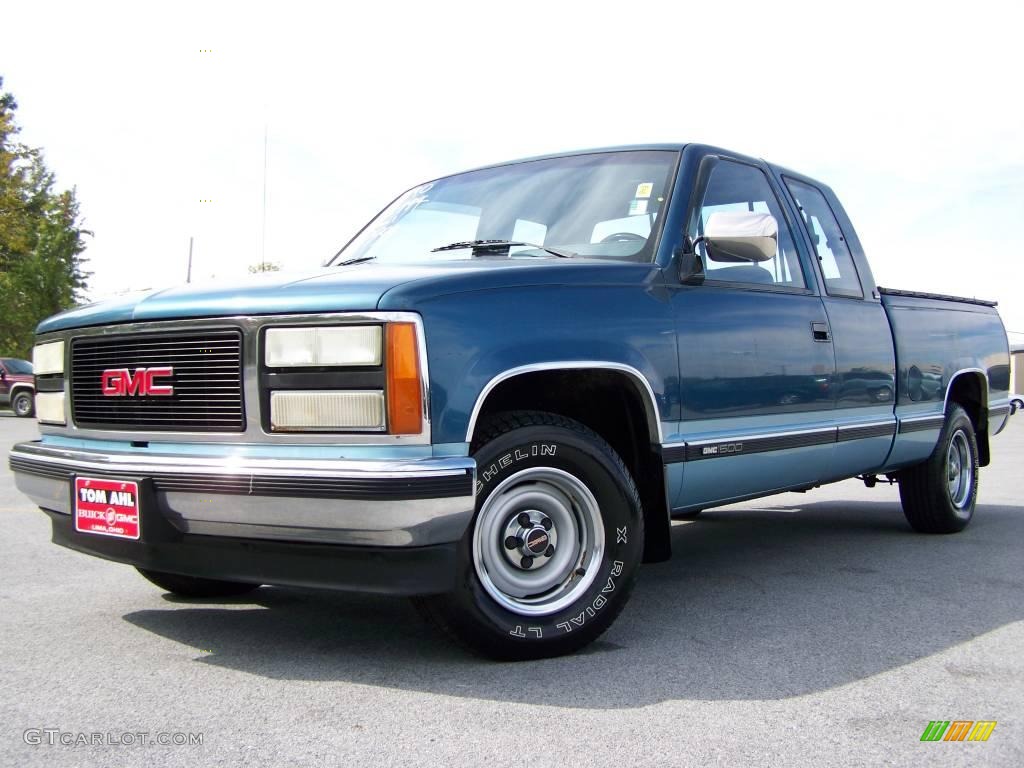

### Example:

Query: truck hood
xmin=37 ymin=259 xmax=660 ymax=333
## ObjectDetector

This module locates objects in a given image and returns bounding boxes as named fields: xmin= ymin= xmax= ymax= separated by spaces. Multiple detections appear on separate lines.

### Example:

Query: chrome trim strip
xmin=161 ymin=500 xmax=472 ymax=546
xmin=836 ymin=420 xmax=898 ymax=442
xmin=11 ymin=456 xmax=472 ymax=504
xmin=897 ymin=414 xmax=946 ymax=434
xmin=662 ymin=424 xmax=836 ymax=453
xmin=943 ymin=368 xmax=987 ymax=416
xmin=35 ymin=312 xmax=432 ymax=446
xmin=898 ymin=414 xmax=944 ymax=424
xmin=674 ymin=424 xmax=836 ymax=448
xmin=663 ymin=427 xmax=837 ymax=463
xmin=10 ymin=442 xmax=470 ymax=480
xmin=988 ymin=398 xmax=1011 ymax=416
xmin=835 ymin=419 xmax=897 ymax=432
xmin=661 ymin=419 xmax=899 ymax=463
xmin=465 ymin=361 xmax=663 ymax=444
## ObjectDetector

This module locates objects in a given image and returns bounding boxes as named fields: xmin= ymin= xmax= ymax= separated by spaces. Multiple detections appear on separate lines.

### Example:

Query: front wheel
xmin=415 ymin=411 xmax=644 ymax=660
xmin=136 ymin=568 xmax=261 ymax=598
xmin=898 ymin=403 xmax=979 ymax=534
xmin=12 ymin=391 xmax=34 ymax=418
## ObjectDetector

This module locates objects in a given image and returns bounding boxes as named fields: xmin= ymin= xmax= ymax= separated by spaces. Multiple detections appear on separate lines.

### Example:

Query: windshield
xmin=330 ymin=150 xmax=678 ymax=265
xmin=3 ymin=359 xmax=33 ymax=375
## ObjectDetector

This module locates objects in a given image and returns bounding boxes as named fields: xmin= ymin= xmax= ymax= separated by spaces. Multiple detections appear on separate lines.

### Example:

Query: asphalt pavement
xmin=1 ymin=412 xmax=1021 ymax=767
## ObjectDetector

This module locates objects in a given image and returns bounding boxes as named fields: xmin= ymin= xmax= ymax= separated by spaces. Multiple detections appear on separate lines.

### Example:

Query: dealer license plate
xmin=74 ymin=477 xmax=141 ymax=540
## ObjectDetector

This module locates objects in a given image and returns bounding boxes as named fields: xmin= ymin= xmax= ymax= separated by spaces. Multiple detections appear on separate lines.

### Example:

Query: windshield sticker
xmin=628 ymin=199 xmax=649 ymax=216
xmin=635 ymin=182 xmax=653 ymax=199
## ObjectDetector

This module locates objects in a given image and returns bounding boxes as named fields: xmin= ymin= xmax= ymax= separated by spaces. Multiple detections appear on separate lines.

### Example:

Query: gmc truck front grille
xmin=70 ymin=330 xmax=245 ymax=432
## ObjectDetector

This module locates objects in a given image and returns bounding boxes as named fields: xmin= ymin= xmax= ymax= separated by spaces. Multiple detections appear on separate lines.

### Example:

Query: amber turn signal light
xmin=386 ymin=322 xmax=423 ymax=434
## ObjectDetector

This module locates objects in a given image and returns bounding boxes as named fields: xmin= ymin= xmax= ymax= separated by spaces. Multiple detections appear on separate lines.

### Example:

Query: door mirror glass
xmin=703 ymin=212 xmax=778 ymax=263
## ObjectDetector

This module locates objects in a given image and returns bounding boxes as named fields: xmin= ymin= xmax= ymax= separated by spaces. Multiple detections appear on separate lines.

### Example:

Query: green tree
xmin=0 ymin=76 xmax=89 ymax=358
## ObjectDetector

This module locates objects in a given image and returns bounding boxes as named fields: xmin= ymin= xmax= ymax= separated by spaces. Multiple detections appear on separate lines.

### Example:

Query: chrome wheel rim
xmin=472 ymin=466 xmax=605 ymax=617
xmin=946 ymin=429 xmax=973 ymax=510
xmin=13 ymin=395 xmax=31 ymax=416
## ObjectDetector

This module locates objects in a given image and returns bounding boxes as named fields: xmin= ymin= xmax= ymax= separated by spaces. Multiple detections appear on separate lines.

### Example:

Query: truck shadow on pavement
xmin=123 ymin=499 xmax=1024 ymax=707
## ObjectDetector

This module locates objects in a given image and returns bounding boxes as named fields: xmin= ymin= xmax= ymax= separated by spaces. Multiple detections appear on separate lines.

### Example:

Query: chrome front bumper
xmin=10 ymin=441 xmax=476 ymax=547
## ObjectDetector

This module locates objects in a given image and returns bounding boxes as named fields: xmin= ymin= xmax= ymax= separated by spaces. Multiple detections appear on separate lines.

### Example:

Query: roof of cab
xmin=448 ymin=143 xmax=688 ymax=177
xmin=422 ymin=142 xmax=834 ymax=205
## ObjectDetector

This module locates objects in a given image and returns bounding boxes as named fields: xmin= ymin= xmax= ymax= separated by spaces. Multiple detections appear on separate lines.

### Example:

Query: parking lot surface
xmin=1 ymin=413 xmax=1021 ymax=767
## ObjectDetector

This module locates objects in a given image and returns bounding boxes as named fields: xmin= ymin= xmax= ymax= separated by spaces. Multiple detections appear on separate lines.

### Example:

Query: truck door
xmin=665 ymin=155 xmax=837 ymax=511
xmin=780 ymin=176 xmax=897 ymax=481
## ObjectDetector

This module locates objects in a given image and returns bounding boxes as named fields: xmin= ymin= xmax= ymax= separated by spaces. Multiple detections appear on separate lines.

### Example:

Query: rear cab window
xmin=784 ymin=178 xmax=863 ymax=298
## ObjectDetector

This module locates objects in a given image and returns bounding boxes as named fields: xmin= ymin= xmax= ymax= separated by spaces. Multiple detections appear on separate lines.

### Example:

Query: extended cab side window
xmin=784 ymin=179 xmax=863 ymax=298
xmin=691 ymin=160 xmax=806 ymax=289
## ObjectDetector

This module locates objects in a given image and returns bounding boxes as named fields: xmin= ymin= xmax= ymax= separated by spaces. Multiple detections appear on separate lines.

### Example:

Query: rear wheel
xmin=12 ymin=390 xmax=34 ymax=418
xmin=136 ymin=568 xmax=260 ymax=598
xmin=898 ymin=403 xmax=978 ymax=534
xmin=415 ymin=411 xmax=644 ymax=660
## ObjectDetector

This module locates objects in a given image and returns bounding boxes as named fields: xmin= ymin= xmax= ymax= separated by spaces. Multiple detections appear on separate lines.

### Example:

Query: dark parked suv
xmin=0 ymin=358 xmax=35 ymax=417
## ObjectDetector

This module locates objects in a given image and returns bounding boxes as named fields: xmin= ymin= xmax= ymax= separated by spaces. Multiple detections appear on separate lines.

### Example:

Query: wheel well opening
xmin=9 ymin=384 xmax=34 ymax=403
xmin=470 ymin=369 xmax=671 ymax=563
xmin=947 ymin=373 xmax=989 ymax=466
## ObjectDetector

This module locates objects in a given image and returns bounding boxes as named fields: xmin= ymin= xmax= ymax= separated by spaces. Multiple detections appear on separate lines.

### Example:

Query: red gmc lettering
xmin=101 ymin=367 xmax=174 ymax=396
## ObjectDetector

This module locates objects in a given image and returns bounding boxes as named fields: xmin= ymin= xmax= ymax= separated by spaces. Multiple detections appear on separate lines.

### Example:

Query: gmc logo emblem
xmin=101 ymin=367 xmax=174 ymax=397
xmin=702 ymin=442 xmax=743 ymax=456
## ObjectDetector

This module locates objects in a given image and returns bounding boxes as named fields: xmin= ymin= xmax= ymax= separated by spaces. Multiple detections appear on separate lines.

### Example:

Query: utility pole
xmin=261 ymin=123 xmax=268 ymax=272
xmin=186 ymin=236 xmax=193 ymax=283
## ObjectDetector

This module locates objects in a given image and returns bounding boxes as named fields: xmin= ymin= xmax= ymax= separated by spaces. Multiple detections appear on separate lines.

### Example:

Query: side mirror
xmin=701 ymin=212 xmax=778 ymax=263
xmin=677 ymin=247 xmax=705 ymax=285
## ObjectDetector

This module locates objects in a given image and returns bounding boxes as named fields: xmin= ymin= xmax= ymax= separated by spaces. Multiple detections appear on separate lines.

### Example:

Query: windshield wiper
xmin=431 ymin=240 xmax=575 ymax=259
xmin=334 ymin=255 xmax=376 ymax=267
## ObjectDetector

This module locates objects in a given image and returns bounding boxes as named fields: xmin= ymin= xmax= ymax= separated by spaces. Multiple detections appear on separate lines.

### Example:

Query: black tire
xmin=136 ymin=568 xmax=260 ymax=598
xmin=671 ymin=508 xmax=702 ymax=520
xmin=12 ymin=390 xmax=34 ymax=418
xmin=414 ymin=411 xmax=644 ymax=660
xmin=898 ymin=403 xmax=978 ymax=534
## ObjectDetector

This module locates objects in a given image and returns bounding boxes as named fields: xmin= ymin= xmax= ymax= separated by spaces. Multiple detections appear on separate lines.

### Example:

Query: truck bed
xmin=878 ymin=287 xmax=1010 ymax=416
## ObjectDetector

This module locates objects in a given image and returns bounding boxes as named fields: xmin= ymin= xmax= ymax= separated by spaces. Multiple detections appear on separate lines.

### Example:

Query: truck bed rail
xmin=877 ymin=286 xmax=998 ymax=307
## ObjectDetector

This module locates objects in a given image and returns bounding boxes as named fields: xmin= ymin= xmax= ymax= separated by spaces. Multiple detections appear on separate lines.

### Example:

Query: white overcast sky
xmin=3 ymin=0 xmax=1023 ymax=334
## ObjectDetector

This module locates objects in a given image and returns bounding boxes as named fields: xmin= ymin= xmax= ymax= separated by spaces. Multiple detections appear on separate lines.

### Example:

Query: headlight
xmin=35 ymin=392 xmax=66 ymax=425
xmin=262 ymin=320 xmax=423 ymax=435
xmin=270 ymin=391 xmax=385 ymax=431
xmin=32 ymin=341 xmax=65 ymax=375
xmin=265 ymin=326 xmax=382 ymax=367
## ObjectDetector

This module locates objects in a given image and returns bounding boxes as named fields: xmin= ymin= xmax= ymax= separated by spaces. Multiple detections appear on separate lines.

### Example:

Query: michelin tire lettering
xmin=478 ymin=443 xmax=558 ymax=490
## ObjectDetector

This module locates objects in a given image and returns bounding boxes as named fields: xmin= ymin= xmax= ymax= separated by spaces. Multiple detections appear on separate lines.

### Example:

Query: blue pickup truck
xmin=10 ymin=144 xmax=1015 ymax=659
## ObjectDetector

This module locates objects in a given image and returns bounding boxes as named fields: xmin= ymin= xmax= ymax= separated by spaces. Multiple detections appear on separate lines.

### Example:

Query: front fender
xmin=410 ymin=284 xmax=678 ymax=445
